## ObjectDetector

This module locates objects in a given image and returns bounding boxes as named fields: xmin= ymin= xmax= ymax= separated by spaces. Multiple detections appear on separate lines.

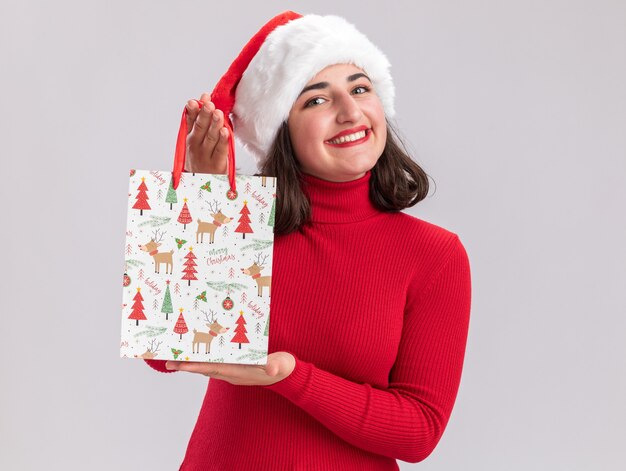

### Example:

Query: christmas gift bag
xmin=120 ymin=102 xmax=277 ymax=365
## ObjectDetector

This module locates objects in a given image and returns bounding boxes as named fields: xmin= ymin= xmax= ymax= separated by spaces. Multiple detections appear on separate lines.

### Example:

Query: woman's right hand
xmin=184 ymin=92 xmax=230 ymax=174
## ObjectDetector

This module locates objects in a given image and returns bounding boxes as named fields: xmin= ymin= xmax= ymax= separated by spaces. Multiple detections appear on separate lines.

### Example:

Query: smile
xmin=325 ymin=129 xmax=370 ymax=146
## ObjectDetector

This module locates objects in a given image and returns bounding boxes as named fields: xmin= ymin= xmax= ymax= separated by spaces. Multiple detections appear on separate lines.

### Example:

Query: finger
xmin=266 ymin=362 xmax=279 ymax=377
xmin=189 ymin=100 xmax=215 ymax=142
xmin=265 ymin=352 xmax=296 ymax=379
xmin=204 ymin=108 xmax=223 ymax=149
xmin=176 ymin=362 xmax=221 ymax=377
xmin=210 ymin=128 xmax=230 ymax=172
xmin=265 ymin=355 xmax=286 ymax=377
xmin=185 ymin=99 xmax=200 ymax=134
xmin=185 ymin=93 xmax=211 ymax=128
xmin=196 ymin=93 xmax=211 ymax=117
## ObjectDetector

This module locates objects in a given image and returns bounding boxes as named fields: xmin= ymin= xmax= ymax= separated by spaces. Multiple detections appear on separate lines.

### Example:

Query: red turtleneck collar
xmin=299 ymin=170 xmax=381 ymax=224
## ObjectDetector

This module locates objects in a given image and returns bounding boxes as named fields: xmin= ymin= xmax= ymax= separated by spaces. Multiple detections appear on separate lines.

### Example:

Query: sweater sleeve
xmin=144 ymin=359 xmax=177 ymax=373
xmin=264 ymin=236 xmax=472 ymax=463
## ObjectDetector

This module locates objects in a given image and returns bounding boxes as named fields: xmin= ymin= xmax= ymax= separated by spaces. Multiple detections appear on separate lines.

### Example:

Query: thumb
xmin=265 ymin=352 xmax=296 ymax=378
xmin=266 ymin=358 xmax=280 ymax=377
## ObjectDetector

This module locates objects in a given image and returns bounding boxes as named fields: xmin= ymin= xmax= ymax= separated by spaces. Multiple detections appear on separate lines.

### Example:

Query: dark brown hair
xmin=258 ymin=120 xmax=431 ymax=235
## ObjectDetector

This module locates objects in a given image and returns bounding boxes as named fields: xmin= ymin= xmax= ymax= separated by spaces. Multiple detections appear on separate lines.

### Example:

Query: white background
xmin=2 ymin=1 xmax=625 ymax=469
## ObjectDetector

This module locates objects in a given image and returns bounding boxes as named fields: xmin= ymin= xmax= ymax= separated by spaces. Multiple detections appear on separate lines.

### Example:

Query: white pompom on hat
xmin=209 ymin=10 xmax=395 ymax=169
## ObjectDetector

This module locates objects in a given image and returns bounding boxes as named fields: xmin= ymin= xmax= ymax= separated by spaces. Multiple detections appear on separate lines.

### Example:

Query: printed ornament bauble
xmin=226 ymin=189 xmax=238 ymax=200
xmin=123 ymin=273 xmax=131 ymax=287
xmin=222 ymin=296 xmax=234 ymax=310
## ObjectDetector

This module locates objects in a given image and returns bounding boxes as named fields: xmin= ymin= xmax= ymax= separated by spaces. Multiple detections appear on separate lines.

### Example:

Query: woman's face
xmin=287 ymin=63 xmax=387 ymax=182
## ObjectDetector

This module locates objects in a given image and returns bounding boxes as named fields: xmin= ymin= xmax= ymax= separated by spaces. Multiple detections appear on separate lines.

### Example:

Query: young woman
xmin=146 ymin=11 xmax=472 ymax=470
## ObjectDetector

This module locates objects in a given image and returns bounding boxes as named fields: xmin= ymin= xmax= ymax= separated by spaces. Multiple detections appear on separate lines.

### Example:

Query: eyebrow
xmin=298 ymin=73 xmax=372 ymax=97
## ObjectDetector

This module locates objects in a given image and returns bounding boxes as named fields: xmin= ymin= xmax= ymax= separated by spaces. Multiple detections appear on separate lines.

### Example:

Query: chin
xmin=300 ymin=149 xmax=381 ymax=181
xmin=326 ymin=164 xmax=377 ymax=182
xmin=344 ymin=157 xmax=379 ymax=175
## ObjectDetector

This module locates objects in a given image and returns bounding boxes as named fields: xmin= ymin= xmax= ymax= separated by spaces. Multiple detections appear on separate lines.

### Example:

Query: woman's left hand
xmin=165 ymin=352 xmax=296 ymax=386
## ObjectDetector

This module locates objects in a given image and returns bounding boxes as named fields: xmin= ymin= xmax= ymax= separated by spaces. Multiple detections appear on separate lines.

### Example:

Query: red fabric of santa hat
xmin=210 ymin=10 xmax=395 ymax=169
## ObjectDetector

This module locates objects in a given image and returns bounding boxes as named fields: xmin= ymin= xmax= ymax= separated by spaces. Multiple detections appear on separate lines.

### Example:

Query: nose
xmin=335 ymin=91 xmax=363 ymax=123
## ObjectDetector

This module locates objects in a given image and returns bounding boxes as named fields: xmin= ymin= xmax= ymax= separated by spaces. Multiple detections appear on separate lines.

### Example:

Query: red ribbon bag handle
xmin=171 ymin=100 xmax=236 ymax=193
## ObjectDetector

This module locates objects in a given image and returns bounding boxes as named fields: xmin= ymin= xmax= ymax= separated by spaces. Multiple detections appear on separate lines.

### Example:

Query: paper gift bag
xmin=120 ymin=102 xmax=277 ymax=365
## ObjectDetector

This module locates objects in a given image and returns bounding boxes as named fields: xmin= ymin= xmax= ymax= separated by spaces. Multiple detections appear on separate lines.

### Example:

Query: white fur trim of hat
xmin=231 ymin=14 xmax=395 ymax=167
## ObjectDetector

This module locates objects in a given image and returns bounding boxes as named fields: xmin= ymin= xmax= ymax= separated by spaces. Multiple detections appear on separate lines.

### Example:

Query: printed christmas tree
xmin=231 ymin=310 xmax=250 ymax=349
xmin=178 ymin=198 xmax=192 ymax=229
xmin=128 ymin=288 xmax=147 ymax=326
xmin=161 ymin=280 xmax=174 ymax=320
xmin=182 ymin=247 xmax=198 ymax=286
xmin=235 ymin=200 xmax=253 ymax=239
xmin=174 ymin=308 xmax=189 ymax=339
xmin=132 ymin=177 xmax=150 ymax=215
xmin=165 ymin=177 xmax=178 ymax=210
xmin=121 ymin=170 xmax=275 ymax=364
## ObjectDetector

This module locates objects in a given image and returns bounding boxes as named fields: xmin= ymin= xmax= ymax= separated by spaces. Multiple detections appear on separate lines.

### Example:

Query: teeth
xmin=328 ymin=130 xmax=367 ymax=144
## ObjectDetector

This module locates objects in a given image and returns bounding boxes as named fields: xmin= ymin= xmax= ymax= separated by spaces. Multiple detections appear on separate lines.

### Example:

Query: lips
xmin=326 ymin=125 xmax=370 ymax=142
xmin=325 ymin=126 xmax=371 ymax=146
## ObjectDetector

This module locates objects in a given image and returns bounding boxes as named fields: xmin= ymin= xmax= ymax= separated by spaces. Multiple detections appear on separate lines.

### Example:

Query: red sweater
xmin=145 ymin=170 xmax=472 ymax=470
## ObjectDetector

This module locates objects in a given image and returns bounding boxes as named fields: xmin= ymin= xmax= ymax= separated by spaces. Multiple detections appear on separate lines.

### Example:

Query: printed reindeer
xmin=196 ymin=200 xmax=232 ymax=244
xmin=241 ymin=253 xmax=272 ymax=297
xmin=192 ymin=310 xmax=230 ymax=354
xmin=139 ymin=229 xmax=174 ymax=274
xmin=140 ymin=339 xmax=162 ymax=360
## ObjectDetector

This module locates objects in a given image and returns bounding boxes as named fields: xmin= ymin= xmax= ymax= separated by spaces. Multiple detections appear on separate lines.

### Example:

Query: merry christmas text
xmin=206 ymin=254 xmax=236 ymax=266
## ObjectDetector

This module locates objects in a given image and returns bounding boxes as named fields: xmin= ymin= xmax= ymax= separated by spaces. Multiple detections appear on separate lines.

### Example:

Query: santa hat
xmin=210 ymin=10 xmax=395 ymax=169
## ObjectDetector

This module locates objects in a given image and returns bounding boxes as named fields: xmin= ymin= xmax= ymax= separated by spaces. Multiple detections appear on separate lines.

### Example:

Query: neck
xmin=300 ymin=170 xmax=380 ymax=224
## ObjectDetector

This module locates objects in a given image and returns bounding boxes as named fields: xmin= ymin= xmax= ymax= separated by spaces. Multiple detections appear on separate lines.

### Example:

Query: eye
xmin=353 ymin=85 xmax=370 ymax=94
xmin=304 ymin=96 xmax=326 ymax=108
xmin=303 ymin=85 xmax=371 ymax=108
